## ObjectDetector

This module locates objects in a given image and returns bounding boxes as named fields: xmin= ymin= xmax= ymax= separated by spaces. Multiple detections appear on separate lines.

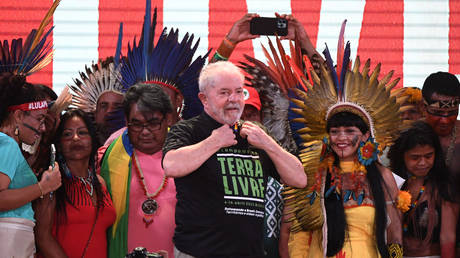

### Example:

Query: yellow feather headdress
xmin=284 ymin=21 xmax=405 ymax=231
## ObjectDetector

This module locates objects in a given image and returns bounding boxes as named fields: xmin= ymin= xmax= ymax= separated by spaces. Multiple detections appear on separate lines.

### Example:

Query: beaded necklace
xmin=308 ymin=157 xmax=368 ymax=206
xmin=402 ymin=176 xmax=427 ymax=232
xmin=63 ymin=163 xmax=94 ymax=197
xmin=132 ymin=150 xmax=167 ymax=227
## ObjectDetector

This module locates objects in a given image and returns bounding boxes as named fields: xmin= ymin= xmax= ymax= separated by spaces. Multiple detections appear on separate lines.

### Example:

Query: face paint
xmin=329 ymin=126 xmax=364 ymax=161
xmin=351 ymin=135 xmax=359 ymax=147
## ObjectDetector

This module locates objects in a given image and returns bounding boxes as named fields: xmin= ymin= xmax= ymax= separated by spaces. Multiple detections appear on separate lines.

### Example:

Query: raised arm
xmin=210 ymin=13 xmax=260 ymax=63
xmin=240 ymin=121 xmax=306 ymax=188
xmin=163 ymin=124 xmax=238 ymax=178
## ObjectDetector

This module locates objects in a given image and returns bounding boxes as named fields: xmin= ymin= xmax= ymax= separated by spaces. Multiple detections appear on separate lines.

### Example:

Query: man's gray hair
xmin=198 ymin=61 xmax=244 ymax=93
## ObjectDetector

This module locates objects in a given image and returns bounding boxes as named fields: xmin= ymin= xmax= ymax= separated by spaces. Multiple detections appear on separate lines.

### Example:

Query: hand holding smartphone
xmin=250 ymin=17 xmax=288 ymax=36
xmin=49 ymin=144 xmax=56 ymax=199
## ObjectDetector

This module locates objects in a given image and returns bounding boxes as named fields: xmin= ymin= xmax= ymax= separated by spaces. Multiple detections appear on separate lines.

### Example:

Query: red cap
xmin=243 ymin=86 xmax=261 ymax=111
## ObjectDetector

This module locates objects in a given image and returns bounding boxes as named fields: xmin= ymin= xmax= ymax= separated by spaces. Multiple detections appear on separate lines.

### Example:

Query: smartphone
xmin=50 ymin=144 xmax=56 ymax=169
xmin=49 ymin=144 xmax=56 ymax=200
xmin=250 ymin=17 xmax=288 ymax=36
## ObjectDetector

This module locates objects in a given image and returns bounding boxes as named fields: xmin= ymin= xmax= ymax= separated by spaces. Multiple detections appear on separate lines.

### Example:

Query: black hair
xmin=33 ymin=84 xmax=58 ymax=101
xmin=422 ymin=72 xmax=460 ymax=102
xmin=0 ymin=72 xmax=47 ymax=125
xmin=123 ymin=83 xmax=173 ymax=119
xmin=53 ymin=109 xmax=104 ymax=224
xmin=326 ymin=111 xmax=368 ymax=134
xmin=388 ymin=121 xmax=457 ymax=202
xmin=325 ymin=111 xmax=388 ymax=257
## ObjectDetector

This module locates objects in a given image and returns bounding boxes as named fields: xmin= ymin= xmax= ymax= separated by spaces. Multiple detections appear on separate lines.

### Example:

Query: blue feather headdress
xmin=0 ymin=0 xmax=60 ymax=77
xmin=115 ymin=0 xmax=210 ymax=119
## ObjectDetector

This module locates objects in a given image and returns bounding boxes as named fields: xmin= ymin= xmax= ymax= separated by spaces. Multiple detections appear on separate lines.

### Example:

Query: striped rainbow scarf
xmin=100 ymin=130 xmax=133 ymax=257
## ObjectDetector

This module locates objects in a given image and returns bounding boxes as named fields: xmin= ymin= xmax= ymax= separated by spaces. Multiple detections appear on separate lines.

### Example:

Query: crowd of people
xmin=1 ymin=1 xmax=460 ymax=258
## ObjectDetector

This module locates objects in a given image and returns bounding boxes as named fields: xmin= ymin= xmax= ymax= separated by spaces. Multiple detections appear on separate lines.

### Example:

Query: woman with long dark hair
xmin=389 ymin=121 xmax=458 ymax=257
xmin=283 ymin=24 xmax=406 ymax=254
xmin=0 ymin=73 xmax=62 ymax=257
xmin=35 ymin=109 xmax=115 ymax=257
xmin=288 ymin=111 xmax=402 ymax=257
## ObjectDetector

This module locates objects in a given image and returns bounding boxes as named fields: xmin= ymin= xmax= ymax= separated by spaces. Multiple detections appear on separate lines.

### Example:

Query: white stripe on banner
xmin=224 ymin=196 xmax=265 ymax=203
xmin=52 ymin=0 xmax=99 ymax=95
xmin=316 ymin=0 xmax=365 ymax=60
xmin=163 ymin=0 xmax=209 ymax=61
xmin=403 ymin=0 xmax=450 ymax=88
xmin=246 ymin=0 xmax=292 ymax=63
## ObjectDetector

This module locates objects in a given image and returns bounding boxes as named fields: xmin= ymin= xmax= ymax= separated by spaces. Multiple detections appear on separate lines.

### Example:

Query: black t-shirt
xmin=163 ymin=112 xmax=278 ymax=258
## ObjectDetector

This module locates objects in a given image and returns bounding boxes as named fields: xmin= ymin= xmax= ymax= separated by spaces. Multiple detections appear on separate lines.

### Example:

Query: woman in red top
xmin=35 ymin=109 xmax=116 ymax=258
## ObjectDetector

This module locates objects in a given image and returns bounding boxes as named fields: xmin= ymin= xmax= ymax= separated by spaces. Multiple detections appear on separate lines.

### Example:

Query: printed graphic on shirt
xmin=218 ymin=148 xmax=265 ymax=218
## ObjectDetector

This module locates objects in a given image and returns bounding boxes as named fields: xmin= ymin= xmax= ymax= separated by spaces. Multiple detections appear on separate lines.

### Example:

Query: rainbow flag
xmin=100 ymin=130 xmax=133 ymax=257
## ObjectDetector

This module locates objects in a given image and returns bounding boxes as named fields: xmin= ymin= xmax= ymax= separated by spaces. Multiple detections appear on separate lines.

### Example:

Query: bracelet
xmin=37 ymin=182 xmax=44 ymax=199
xmin=214 ymin=36 xmax=236 ymax=61
xmin=223 ymin=36 xmax=236 ymax=48
xmin=211 ymin=51 xmax=228 ymax=62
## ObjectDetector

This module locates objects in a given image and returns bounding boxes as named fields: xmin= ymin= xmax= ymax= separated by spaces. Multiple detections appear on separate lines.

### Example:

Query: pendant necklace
xmin=66 ymin=163 xmax=94 ymax=197
xmin=132 ymin=150 xmax=167 ymax=228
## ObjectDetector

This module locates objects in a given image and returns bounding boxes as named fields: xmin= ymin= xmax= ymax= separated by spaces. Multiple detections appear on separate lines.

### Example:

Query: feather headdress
xmin=115 ymin=0 xmax=210 ymax=119
xmin=0 ymin=0 xmax=60 ymax=76
xmin=68 ymin=61 xmax=123 ymax=113
xmin=284 ymin=20 xmax=406 ymax=232
xmin=239 ymin=37 xmax=304 ymax=154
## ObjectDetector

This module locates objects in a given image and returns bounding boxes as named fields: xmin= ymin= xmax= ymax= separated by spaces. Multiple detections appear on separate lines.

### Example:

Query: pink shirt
xmin=127 ymin=150 xmax=176 ymax=257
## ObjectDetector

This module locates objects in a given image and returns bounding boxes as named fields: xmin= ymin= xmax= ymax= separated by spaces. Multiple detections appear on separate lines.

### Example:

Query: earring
xmin=14 ymin=126 xmax=19 ymax=136
xmin=357 ymin=137 xmax=379 ymax=166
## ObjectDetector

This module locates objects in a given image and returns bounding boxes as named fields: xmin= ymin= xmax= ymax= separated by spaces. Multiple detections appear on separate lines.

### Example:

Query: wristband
xmin=223 ymin=36 xmax=236 ymax=48
xmin=37 ymin=182 xmax=44 ymax=199
xmin=211 ymin=52 xmax=228 ymax=62
xmin=214 ymin=36 xmax=236 ymax=61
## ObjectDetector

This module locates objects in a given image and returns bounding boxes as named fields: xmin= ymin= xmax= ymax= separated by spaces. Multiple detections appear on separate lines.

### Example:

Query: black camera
xmin=125 ymin=247 xmax=164 ymax=258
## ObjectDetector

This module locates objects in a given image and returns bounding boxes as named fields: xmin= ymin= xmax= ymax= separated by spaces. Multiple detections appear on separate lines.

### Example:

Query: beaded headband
xmin=423 ymin=98 xmax=460 ymax=109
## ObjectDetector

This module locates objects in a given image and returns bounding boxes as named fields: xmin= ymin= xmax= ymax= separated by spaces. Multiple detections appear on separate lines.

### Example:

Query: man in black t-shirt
xmin=162 ymin=61 xmax=307 ymax=258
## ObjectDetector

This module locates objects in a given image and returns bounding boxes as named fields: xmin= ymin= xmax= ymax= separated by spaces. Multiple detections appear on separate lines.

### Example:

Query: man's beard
xmin=210 ymin=103 xmax=242 ymax=125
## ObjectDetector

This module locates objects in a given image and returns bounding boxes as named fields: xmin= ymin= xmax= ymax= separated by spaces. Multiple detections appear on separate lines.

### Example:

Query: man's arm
xmin=240 ymin=121 xmax=307 ymax=188
xmin=163 ymin=124 xmax=238 ymax=178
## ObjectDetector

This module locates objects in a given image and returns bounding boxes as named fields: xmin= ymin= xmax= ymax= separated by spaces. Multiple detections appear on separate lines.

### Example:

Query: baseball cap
xmin=243 ymin=86 xmax=261 ymax=111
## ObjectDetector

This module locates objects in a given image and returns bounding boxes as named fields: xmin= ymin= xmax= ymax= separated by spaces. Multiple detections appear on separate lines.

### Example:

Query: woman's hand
xmin=39 ymin=162 xmax=61 ymax=194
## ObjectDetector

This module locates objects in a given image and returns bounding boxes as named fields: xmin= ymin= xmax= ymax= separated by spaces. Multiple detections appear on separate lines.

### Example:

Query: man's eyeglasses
xmin=128 ymin=118 xmax=164 ymax=132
